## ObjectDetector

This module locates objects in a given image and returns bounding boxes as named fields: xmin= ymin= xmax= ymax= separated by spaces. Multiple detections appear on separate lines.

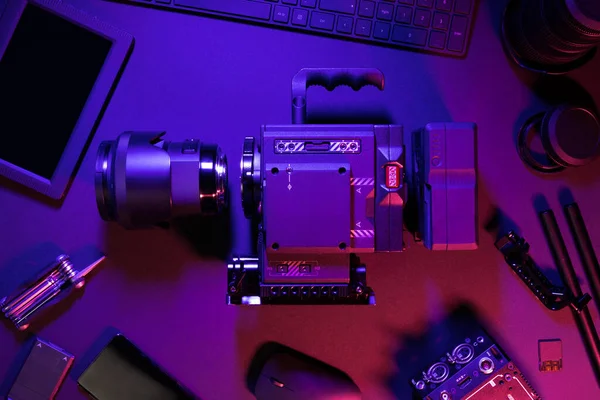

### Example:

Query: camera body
xmin=228 ymin=122 xmax=405 ymax=305
xmin=227 ymin=68 xmax=478 ymax=306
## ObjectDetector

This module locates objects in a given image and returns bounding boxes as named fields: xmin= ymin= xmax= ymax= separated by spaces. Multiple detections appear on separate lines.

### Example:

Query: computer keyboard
xmin=113 ymin=0 xmax=477 ymax=57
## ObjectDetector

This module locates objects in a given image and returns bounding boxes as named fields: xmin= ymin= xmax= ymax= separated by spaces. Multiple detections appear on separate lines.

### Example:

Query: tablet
xmin=0 ymin=0 xmax=133 ymax=199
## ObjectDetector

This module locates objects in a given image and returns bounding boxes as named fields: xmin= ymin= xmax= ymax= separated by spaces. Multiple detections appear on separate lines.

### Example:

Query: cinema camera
xmin=228 ymin=68 xmax=478 ymax=306
xmin=92 ymin=69 xmax=476 ymax=306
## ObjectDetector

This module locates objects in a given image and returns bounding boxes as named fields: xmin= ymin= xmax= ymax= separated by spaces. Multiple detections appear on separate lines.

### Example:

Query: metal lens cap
xmin=547 ymin=106 xmax=600 ymax=166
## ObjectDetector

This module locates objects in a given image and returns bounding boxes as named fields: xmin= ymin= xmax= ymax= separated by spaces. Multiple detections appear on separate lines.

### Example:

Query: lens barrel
xmin=95 ymin=132 xmax=227 ymax=228
xmin=503 ymin=0 xmax=600 ymax=73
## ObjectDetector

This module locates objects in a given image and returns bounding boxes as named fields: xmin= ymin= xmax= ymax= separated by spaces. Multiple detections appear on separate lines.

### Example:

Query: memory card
xmin=538 ymin=338 xmax=563 ymax=372
xmin=8 ymin=338 xmax=74 ymax=400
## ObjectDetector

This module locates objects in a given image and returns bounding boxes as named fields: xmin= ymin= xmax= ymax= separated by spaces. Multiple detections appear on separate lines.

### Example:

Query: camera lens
xmin=95 ymin=131 xmax=227 ymax=228
xmin=503 ymin=0 xmax=600 ymax=73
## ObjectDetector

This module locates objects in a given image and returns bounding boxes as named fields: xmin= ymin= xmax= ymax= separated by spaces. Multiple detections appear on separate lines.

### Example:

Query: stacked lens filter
xmin=503 ymin=0 xmax=600 ymax=73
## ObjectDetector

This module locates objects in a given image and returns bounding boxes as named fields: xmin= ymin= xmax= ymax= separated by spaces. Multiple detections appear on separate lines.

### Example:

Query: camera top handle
xmin=291 ymin=68 xmax=385 ymax=125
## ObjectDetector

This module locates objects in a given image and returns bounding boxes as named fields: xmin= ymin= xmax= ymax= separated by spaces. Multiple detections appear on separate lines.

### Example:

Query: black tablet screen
xmin=0 ymin=3 xmax=111 ymax=179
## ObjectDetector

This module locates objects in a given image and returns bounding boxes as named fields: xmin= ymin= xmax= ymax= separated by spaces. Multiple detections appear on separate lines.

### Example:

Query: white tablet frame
xmin=0 ymin=0 xmax=133 ymax=199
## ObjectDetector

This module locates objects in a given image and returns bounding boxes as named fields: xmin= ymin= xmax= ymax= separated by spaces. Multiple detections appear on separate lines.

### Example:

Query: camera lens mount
xmin=241 ymin=136 xmax=262 ymax=219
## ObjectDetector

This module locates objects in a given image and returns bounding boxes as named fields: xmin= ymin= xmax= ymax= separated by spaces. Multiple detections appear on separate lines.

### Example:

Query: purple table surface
xmin=2 ymin=1 xmax=600 ymax=399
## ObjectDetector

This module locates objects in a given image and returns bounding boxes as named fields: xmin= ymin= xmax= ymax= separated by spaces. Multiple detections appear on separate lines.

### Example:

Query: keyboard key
xmin=282 ymin=0 xmax=298 ymax=5
xmin=301 ymin=0 xmax=316 ymax=7
xmin=292 ymin=8 xmax=309 ymax=25
xmin=414 ymin=9 xmax=431 ymax=27
xmin=373 ymin=21 xmax=391 ymax=40
xmin=358 ymin=0 xmax=375 ymax=18
xmin=392 ymin=25 xmax=427 ymax=46
xmin=429 ymin=30 xmax=446 ymax=48
xmin=320 ymin=0 xmax=356 ymax=15
xmin=435 ymin=0 xmax=453 ymax=11
xmin=395 ymin=6 xmax=412 ymax=24
xmin=310 ymin=11 xmax=335 ymax=30
xmin=447 ymin=15 xmax=467 ymax=51
xmin=355 ymin=18 xmax=372 ymax=36
xmin=377 ymin=2 xmax=394 ymax=21
xmin=454 ymin=0 xmax=471 ymax=14
xmin=337 ymin=15 xmax=354 ymax=33
xmin=156 ymin=0 xmax=171 ymax=4
xmin=273 ymin=5 xmax=290 ymax=23
xmin=433 ymin=12 xmax=449 ymax=30
xmin=173 ymin=0 xmax=272 ymax=20
xmin=417 ymin=0 xmax=433 ymax=8
xmin=398 ymin=0 xmax=414 ymax=4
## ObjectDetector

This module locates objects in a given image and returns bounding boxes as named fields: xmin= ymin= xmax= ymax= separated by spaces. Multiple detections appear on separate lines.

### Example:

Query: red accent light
xmin=384 ymin=162 xmax=402 ymax=189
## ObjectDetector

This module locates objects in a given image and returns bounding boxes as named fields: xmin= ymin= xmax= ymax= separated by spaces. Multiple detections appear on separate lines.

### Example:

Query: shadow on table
xmin=102 ymin=207 xmax=232 ymax=282
xmin=483 ymin=0 xmax=541 ymax=86
xmin=483 ymin=0 xmax=510 ymax=38
xmin=0 ymin=335 xmax=38 ymax=398
xmin=384 ymin=302 xmax=487 ymax=399
xmin=483 ymin=202 xmax=571 ymax=315
xmin=171 ymin=210 xmax=233 ymax=261
xmin=307 ymin=108 xmax=393 ymax=125
xmin=69 ymin=326 xmax=122 ymax=381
